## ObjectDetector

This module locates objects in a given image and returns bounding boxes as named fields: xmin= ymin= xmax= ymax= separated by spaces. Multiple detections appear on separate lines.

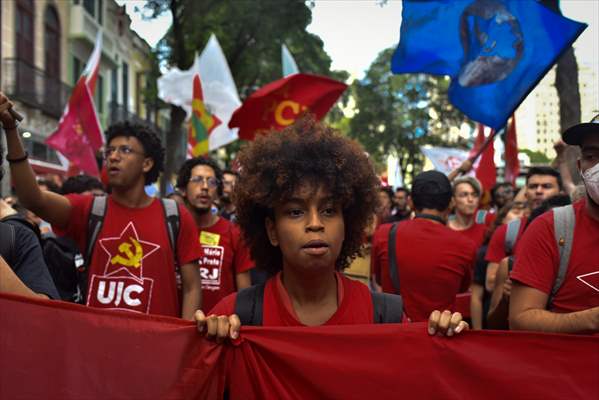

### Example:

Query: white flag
xmin=158 ymin=34 xmax=241 ymax=150
xmin=282 ymin=44 xmax=299 ymax=77
xmin=420 ymin=146 xmax=470 ymax=176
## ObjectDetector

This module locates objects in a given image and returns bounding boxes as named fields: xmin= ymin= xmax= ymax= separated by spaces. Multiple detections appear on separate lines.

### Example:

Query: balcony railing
xmin=108 ymin=101 xmax=164 ymax=134
xmin=1 ymin=58 xmax=72 ymax=119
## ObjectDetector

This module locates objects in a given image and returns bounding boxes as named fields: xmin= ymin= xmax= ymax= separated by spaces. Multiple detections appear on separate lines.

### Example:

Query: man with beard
xmin=220 ymin=170 xmax=239 ymax=222
xmin=177 ymin=158 xmax=253 ymax=312
xmin=510 ymin=115 xmax=599 ymax=333
xmin=0 ymin=92 xmax=202 ymax=319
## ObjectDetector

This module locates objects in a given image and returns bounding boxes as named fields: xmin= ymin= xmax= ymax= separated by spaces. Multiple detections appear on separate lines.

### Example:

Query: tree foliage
xmin=141 ymin=0 xmax=348 ymax=190
xmin=349 ymin=47 xmax=472 ymax=182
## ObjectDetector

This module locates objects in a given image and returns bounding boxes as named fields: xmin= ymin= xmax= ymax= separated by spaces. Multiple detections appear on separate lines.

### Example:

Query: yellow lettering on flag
xmin=274 ymin=100 xmax=307 ymax=126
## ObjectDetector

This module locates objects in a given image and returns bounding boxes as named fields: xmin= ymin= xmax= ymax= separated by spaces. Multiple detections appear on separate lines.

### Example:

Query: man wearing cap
xmin=510 ymin=115 xmax=599 ymax=333
xmin=371 ymin=171 xmax=476 ymax=322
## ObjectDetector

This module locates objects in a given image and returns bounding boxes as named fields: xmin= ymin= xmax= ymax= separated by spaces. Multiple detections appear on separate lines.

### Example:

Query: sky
xmin=120 ymin=0 xmax=598 ymax=80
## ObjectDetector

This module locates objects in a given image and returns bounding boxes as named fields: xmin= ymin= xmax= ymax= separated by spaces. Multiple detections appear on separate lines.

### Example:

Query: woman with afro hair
xmin=196 ymin=116 xmax=468 ymax=340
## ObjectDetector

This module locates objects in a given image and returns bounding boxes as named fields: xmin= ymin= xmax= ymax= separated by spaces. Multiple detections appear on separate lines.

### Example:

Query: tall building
xmin=515 ymin=63 xmax=599 ymax=160
xmin=0 ymin=0 xmax=158 ymax=196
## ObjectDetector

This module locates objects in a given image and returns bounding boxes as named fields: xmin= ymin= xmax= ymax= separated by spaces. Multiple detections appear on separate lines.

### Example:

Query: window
xmin=44 ymin=6 xmax=61 ymax=80
xmin=122 ymin=62 xmax=129 ymax=110
xmin=111 ymin=68 xmax=118 ymax=103
xmin=98 ymin=0 xmax=103 ymax=25
xmin=96 ymin=75 xmax=104 ymax=113
xmin=72 ymin=56 xmax=82 ymax=84
xmin=16 ymin=0 xmax=34 ymax=65
xmin=83 ymin=0 xmax=95 ymax=17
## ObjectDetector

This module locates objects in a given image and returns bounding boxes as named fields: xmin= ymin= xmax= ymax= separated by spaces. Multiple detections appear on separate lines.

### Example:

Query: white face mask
xmin=581 ymin=162 xmax=599 ymax=204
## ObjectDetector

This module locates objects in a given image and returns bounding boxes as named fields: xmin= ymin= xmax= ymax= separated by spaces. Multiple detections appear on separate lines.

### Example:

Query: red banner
xmin=1 ymin=293 xmax=597 ymax=400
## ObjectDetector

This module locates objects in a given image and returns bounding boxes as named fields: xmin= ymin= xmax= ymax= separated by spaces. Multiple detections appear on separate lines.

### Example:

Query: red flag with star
xmin=228 ymin=73 xmax=347 ymax=141
xmin=187 ymin=74 xmax=221 ymax=157
xmin=45 ymin=80 xmax=103 ymax=176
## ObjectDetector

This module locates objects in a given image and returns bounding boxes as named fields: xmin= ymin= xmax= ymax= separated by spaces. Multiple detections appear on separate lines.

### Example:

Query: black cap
xmin=562 ymin=114 xmax=599 ymax=146
xmin=412 ymin=170 xmax=452 ymax=196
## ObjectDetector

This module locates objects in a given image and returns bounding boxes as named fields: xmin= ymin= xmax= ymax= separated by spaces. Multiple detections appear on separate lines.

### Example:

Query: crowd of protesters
xmin=1 ymin=91 xmax=598 ymax=340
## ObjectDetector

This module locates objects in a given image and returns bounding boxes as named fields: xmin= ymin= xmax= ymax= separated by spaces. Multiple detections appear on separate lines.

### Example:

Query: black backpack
xmin=235 ymin=282 xmax=404 ymax=325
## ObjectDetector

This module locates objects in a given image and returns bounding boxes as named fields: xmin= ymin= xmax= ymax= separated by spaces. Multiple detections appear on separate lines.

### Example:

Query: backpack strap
xmin=0 ymin=222 xmax=16 ymax=267
xmin=475 ymin=209 xmax=487 ymax=225
xmin=160 ymin=198 xmax=180 ymax=265
xmin=548 ymin=205 xmax=575 ymax=308
xmin=387 ymin=223 xmax=401 ymax=295
xmin=234 ymin=283 xmax=265 ymax=326
xmin=504 ymin=218 xmax=521 ymax=255
xmin=79 ymin=195 xmax=108 ymax=302
xmin=371 ymin=291 xmax=403 ymax=323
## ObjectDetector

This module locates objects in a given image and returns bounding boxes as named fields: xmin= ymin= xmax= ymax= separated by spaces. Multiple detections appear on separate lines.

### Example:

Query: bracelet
xmin=1 ymin=121 xmax=19 ymax=130
xmin=6 ymin=151 xmax=29 ymax=163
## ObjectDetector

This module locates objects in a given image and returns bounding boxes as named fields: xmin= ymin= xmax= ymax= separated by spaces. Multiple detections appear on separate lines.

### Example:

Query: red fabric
xmin=511 ymin=199 xmax=599 ymax=313
xmin=371 ymin=220 xmax=475 ymax=321
xmin=454 ymin=222 xmax=487 ymax=250
xmin=198 ymin=217 xmax=253 ymax=313
xmin=45 ymin=81 xmax=103 ymax=176
xmin=484 ymin=216 xmax=527 ymax=263
xmin=474 ymin=124 xmax=497 ymax=191
xmin=468 ymin=123 xmax=485 ymax=158
xmin=55 ymin=194 xmax=202 ymax=317
xmin=228 ymin=73 xmax=347 ymax=140
xmin=0 ymin=293 xmax=225 ymax=400
xmin=504 ymin=116 xmax=520 ymax=185
xmin=1 ymin=293 xmax=598 ymax=400
xmin=211 ymin=273 xmax=373 ymax=326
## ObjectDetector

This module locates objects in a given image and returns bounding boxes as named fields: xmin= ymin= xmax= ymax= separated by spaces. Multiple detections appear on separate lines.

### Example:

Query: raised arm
xmin=0 ymin=93 xmax=72 ymax=229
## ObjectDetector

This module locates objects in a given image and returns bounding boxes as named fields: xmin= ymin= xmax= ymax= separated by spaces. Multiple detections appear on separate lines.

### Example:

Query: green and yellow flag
xmin=187 ymin=74 xmax=221 ymax=157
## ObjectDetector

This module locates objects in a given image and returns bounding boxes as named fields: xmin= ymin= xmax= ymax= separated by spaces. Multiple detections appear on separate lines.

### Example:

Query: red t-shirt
xmin=56 ymin=195 xmax=201 ymax=317
xmin=371 ymin=219 xmax=475 ymax=322
xmin=210 ymin=272 xmax=374 ymax=325
xmin=198 ymin=217 xmax=253 ymax=312
xmin=511 ymin=199 xmax=599 ymax=313
xmin=485 ymin=216 xmax=527 ymax=263
xmin=453 ymin=222 xmax=487 ymax=250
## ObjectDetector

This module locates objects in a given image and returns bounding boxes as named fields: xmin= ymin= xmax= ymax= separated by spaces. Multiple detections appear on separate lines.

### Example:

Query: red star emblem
xmin=98 ymin=222 xmax=160 ymax=283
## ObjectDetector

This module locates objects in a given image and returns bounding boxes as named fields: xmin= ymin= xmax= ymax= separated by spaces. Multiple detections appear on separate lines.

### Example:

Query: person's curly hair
xmin=176 ymin=157 xmax=224 ymax=197
xmin=235 ymin=116 xmax=379 ymax=275
xmin=105 ymin=121 xmax=164 ymax=185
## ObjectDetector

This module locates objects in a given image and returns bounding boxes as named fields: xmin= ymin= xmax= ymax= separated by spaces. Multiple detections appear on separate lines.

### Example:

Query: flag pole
xmin=468 ymin=127 xmax=503 ymax=164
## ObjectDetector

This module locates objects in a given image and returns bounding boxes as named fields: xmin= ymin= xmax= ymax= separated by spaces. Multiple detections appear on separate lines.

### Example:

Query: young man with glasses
xmin=177 ymin=158 xmax=253 ymax=312
xmin=0 ymin=92 xmax=202 ymax=319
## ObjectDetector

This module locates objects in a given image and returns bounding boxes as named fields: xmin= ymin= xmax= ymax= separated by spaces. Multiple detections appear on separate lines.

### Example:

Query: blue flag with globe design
xmin=391 ymin=0 xmax=587 ymax=130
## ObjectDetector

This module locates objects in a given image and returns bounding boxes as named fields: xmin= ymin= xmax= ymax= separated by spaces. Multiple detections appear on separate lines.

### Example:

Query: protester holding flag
xmin=0 ymin=93 xmax=202 ymax=320
xmin=195 ymin=117 xmax=469 ymax=354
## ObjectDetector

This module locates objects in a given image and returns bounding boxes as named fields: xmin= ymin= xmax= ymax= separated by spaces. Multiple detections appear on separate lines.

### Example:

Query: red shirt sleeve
xmin=177 ymin=205 xmax=202 ymax=266
xmin=208 ymin=292 xmax=237 ymax=315
xmin=485 ymin=223 xmax=508 ymax=263
xmin=370 ymin=223 xmax=392 ymax=280
xmin=231 ymin=224 xmax=254 ymax=274
xmin=510 ymin=212 xmax=558 ymax=295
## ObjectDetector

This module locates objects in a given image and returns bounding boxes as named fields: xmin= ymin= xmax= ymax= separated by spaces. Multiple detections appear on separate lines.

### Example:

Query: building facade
xmin=1 ymin=0 xmax=156 ymax=196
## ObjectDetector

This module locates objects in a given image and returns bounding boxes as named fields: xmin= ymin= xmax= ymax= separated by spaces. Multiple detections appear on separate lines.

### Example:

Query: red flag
xmin=473 ymin=124 xmax=497 ymax=191
xmin=229 ymin=73 xmax=347 ymax=140
xmin=504 ymin=115 xmax=520 ymax=185
xmin=46 ymin=81 xmax=103 ymax=176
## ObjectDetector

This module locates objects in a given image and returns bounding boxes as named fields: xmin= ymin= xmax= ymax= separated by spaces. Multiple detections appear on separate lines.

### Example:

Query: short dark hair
xmin=379 ymin=187 xmax=394 ymax=201
xmin=526 ymin=166 xmax=562 ymax=190
xmin=176 ymin=156 xmax=224 ymax=197
xmin=235 ymin=116 xmax=379 ymax=275
xmin=105 ymin=121 xmax=165 ymax=185
xmin=61 ymin=174 xmax=104 ymax=195
xmin=411 ymin=171 xmax=452 ymax=212
xmin=395 ymin=187 xmax=409 ymax=195
xmin=491 ymin=182 xmax=514 ymax=200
